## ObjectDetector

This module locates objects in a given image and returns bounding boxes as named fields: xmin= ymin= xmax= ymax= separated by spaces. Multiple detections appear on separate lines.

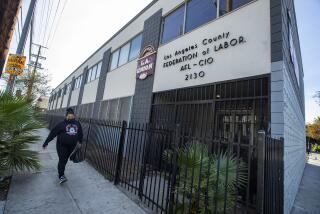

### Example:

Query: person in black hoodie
xmin=43 ymin=108 xmax=83 ymax=184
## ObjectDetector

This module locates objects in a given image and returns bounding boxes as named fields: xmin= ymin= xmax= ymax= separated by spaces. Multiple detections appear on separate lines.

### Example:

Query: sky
xmin=295 ymin=0 xmax=320 ymax=123
xmin=42 ymin=0 xmax=153 ymax=88
xmin=2 ymin=0 xmax=320 ymax=123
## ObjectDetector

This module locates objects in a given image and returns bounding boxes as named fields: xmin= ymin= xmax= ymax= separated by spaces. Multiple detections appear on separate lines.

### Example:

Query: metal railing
xmin=42 ymin=114 xmax=284 ymax=214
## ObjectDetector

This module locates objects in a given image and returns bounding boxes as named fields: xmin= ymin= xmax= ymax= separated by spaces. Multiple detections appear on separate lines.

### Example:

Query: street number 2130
xmin=185 ymin=71 xmax=205 ymax=81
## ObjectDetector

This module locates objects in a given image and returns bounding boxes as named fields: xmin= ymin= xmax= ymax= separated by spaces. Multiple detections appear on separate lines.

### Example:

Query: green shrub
xmin=311 ymin=144 xmax=320 ymax=153
xmin=164 ymin=142 xmax=247 ymax=214
xmin=0 ymin=92 xmax=44 ymax=176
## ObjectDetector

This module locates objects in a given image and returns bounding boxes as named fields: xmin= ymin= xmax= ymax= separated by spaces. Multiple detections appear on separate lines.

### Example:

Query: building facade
xmin=47 ymin=0 xmax=305 ymax=213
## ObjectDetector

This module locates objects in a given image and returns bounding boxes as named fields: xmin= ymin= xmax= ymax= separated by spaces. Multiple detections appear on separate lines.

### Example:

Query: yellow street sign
xmin=5 ymin=54 xmax=27 ymax=76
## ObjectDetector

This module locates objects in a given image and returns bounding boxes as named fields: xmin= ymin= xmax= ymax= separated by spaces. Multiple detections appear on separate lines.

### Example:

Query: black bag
xmin=69 ymin=147 xmax=85 ymax=163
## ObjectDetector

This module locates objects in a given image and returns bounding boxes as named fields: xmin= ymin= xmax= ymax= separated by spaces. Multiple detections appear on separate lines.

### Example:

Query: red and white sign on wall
xmin=136 ymin=45 xmax=157 ymax=80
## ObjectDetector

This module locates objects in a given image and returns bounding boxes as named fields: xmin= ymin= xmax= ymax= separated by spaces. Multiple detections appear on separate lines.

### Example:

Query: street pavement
xmin=291 ymin=152 xmax=320 ymax=214
xmin=4 ymin=128 xmax=147 ymax=214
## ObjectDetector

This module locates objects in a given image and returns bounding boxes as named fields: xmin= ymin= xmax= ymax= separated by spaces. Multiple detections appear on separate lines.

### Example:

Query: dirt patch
xmin=0 ymin=177 xmax=11 ymax=201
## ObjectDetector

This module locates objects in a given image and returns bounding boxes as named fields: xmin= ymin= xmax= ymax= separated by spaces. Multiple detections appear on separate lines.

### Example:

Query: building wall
xmin=270 ymin=0 xmax=305 ymax=213
xmin=130 ymin=9 xmax=162 ymax=123
xmin=103 ymin=60 xmax=137 ymax=100
xmin=154 ymin=0 xmax=271 ymax=92
xmin=69 ymin=88 xmax=80 ymax=106
xmin=282 ymin=62 xmax=305 ymax=214
xmin=82 ymin=78 xmax=99 ymax=104
xmin=61 ymin=93 xmax=69 ymax=108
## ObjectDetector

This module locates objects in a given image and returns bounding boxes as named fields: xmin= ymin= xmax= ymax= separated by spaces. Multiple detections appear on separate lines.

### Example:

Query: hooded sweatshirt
xmin=43 ymin=119 xmax=83 ymax=147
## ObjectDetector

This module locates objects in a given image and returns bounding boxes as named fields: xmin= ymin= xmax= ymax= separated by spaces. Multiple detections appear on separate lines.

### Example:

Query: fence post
xmin=279 ymin=137 xmax=284 ymax=214
xmin=83 ymin=118 xmax=91 ymax=160
xmin=114 ymin=120 xmax=127 ymax=185
xmin=138 ymin=123 xmax=149 ymax=199
xmin=257 ymin=130 xmax=266 ymax=214
xmin=168 ymin=125 xmax=180 ymax=214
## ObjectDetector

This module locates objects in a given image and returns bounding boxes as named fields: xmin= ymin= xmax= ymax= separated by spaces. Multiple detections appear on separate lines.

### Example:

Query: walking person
xmin=43 ymin=108 xmax=83 ymax=184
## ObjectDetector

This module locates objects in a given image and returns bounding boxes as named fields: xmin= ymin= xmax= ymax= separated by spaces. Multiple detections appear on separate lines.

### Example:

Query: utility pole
xmin=26 ymin=44 xmax=46 ymax=99
xmin=5 ymin=0 xmax=37 ymax=94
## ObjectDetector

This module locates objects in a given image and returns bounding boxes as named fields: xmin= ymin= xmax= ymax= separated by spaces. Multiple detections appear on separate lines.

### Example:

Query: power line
xmin=38 ymin=0 xmax=47 ymax=44
xmin=33 ymin=0 xmax=41 ymax=43
xmin=42 ymin=0 xmax=54 ymax=45
xmin=47 ymin=0 xmax=68 ymax=48
xmin=45 ymin=0 xmax=61 ymax=47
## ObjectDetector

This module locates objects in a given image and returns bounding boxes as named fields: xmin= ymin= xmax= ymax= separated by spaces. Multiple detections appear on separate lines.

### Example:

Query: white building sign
xmin=153 ymin=0 xmax=271 ymax=92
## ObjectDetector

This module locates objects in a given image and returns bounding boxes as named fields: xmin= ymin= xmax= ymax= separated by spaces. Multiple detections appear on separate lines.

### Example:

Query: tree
xmin=0 ymin=92 xmax=44 ymax=176
xmin=15 ymin=68 xmax=52 ymax=99
xmin=306 ymin=117 xmax=320 ymax=142
xmin=1 ymin=68 xmax=52 ymax=99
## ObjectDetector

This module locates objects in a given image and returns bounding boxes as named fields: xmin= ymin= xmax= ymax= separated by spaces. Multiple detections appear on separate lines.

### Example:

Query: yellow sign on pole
xmin=5 ymin=54 xmax=27 ymax=76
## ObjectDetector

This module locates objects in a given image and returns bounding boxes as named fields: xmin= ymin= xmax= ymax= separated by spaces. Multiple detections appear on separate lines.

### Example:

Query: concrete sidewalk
xmin=291 ymin=153 xmax=320 ymax=214
xmin=4 ymin=128 xmax=146 ymax=214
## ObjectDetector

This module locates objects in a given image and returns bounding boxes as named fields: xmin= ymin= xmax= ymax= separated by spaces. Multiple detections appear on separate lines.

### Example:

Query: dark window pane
xmin=161 ymin=5 xmax=185 ymax=44
xmin=219 ymin=0 xmax=252 ymax=16
xmin=129 ymin=34 xmax=142 ymax=60
xmin=186 ymin=0 xmax=217 ymax=33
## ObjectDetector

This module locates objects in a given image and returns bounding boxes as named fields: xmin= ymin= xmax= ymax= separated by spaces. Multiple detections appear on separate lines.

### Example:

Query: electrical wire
xmin=42 ymin=0 xmax=53 ymax=45
xmin=45 ymin=0 xmax=61 ymax=47
xmin=38 ymin=0 xmax=47 ymax=45
xmin=47 ymin=0 xmax=68 ymax=48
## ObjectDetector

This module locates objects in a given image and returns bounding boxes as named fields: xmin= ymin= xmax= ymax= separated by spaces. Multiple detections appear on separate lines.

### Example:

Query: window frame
xmin=129 ymin=34 xmax=143 ymax=61
xmin=109 ymin=33 xmax=143 ymax=71
xmin=160 ymin=0 xmax=255 ymax=45
xmin=287 ymin=9 xmax=300 ymax=87
xmin=118 ymin=42 xmax=131 ymax=67
xmin=161 ymin=3 xmax=186 ymax=44
xmin=86 ymin=61 xmax=103 ymax=84
xmin=74 ymin=75 xmax=83 ymax=90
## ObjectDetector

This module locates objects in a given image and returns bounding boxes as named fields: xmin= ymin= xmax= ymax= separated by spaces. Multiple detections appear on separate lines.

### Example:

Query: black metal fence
xmin=43 ymin=114 xmax=283 ymax=214
xmin=263 ymin=136 xmax=284 ymax=214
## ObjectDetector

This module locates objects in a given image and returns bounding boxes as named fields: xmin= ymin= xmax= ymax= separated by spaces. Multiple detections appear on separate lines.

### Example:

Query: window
xmin=87 ymin=61 xmax=102 ymax=83
xmin=161 ymin=0 xmax=253 ymax=44
xmin=219 ymin=0 xmax=253 ymax=16
xmin=87 ymin=68 xmax=93 ymax=83
xmin=186 ymin=0 xmax=217 ymax=33
xmin=66 ymin=83 xmax=71 ymax=94
xmin=91 ymin=66 xmax=97 ymax=82
xmin=288 ymin=10 xmax=300 ymax=86
xmin=129 ymin=34 xmax=142 ymax=60
xmin=110 ymin=34 xmax=143 ymax=70
xmin=74 ymin=75 xmax=83 ymax=89
xmin=96 ymin=62 xmax=102 ymax=78
xmin=99 ymin=97 xmax=132 ymax=121
xmin=161 ymin=5 xmax=185 ymax=44
xmin=110 ymin=50 xmax=120 ymax=70
xmin=118 ymin=43 xmax=130 ymax=66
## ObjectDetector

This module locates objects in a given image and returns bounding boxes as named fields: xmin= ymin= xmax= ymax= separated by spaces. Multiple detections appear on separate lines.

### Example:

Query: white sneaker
xmin=59 ymin=175 xmax=68 ymax=184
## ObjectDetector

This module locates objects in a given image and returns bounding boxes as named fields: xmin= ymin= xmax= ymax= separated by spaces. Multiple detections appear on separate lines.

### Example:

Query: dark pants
xmin=56 ymin=142 xmax=76 ymax=177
